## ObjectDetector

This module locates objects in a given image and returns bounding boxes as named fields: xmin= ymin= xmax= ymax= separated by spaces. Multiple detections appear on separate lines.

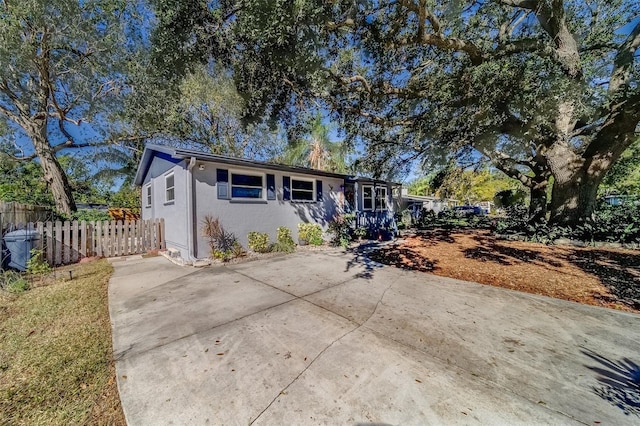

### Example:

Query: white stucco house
xmin=134 ymin=144 xmax=401 ymax=263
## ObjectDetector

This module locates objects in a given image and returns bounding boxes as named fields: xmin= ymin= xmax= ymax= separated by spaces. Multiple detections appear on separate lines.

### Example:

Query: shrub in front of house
xmin=247 ymin=231 xmax=271 ymax=253
xmin=328 ymin=213 xmax=355 ymax=248
xmin=353 ymin=226 xmax=369 ymax=240
xmin=297 ymin=223 xmax=323 ymax=246
xmin=400 ymin=210 xmax=413 ymax=229
xmin=271 ymin=226 xmax=295 ymax=253
xmin=211 ymin=241 xmax=245 ymax=262
xmin=202 ymin=215 xmax=243 ymax=261
xmin=494 ymin=202 xmax=640 ymax=245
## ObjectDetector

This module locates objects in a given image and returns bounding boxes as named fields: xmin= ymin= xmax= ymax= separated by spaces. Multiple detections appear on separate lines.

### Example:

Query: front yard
xmin=369 ymin=229 xmax=640 ymax=312
xmin=0 ymin=260 xmax=124 ymax=425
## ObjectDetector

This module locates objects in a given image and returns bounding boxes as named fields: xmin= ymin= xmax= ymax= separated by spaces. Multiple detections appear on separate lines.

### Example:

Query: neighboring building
xmin=400 ymin=188 xmax=458 ymax=216
xmin=134 ymin=144 xmax=400 ymax=262
xmin=477 ymin=201 xmax=494 ymax=214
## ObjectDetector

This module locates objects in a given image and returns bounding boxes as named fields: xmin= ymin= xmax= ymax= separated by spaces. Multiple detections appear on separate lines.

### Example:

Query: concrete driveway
xmin=109 ymin=249 xmax=640 ymax=425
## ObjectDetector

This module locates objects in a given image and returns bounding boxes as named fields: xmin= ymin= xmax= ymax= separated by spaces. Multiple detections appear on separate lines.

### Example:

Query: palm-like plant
xmin=281 ymin=115 xmax=350 ymax=173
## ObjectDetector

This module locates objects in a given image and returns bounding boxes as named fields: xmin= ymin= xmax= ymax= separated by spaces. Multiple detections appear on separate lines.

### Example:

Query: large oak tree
xmin=151 ymin=0 xmax=640 ymax=226
xmin=333 ymin=0 xmax=640 ymax=225
xmin=0 ymin=0 xmax=134 ymax=214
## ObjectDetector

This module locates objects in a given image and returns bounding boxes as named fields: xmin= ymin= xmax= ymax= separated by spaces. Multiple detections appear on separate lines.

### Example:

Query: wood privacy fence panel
xmin=19 ymin=219 xmax=165 ymax=266
xmin=0 ymin=201 xmax=53 ymax=232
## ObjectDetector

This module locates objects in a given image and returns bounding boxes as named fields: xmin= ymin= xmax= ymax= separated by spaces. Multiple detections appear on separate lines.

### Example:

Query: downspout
xmin=186 ymin=157 xmax=197 ymax=262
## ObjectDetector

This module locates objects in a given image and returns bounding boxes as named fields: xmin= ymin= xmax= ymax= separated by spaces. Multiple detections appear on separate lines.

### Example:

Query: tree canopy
xmin=0 ymin=0 xmax=139 ymax=214
xmin=153 ymin=0 xmax=640 ymax=225
xmin=2 ymin=0 xmax=639 ymax=227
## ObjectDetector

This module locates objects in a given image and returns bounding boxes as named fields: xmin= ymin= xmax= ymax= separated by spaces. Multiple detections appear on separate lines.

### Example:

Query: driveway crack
xmin=249 ymin=279 xmax=397 ymax=425
xmin=249 ymin=324 xmax=358 ymax=425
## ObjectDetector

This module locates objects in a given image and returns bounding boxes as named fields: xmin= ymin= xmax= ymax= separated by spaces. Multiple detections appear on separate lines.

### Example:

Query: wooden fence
xmin=0 ymin=201 xmax=53 ymax=232
xmin=8 ymin=219 xmax=165 ymax=266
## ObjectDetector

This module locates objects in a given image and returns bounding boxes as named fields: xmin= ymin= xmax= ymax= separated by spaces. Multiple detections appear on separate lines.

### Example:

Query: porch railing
xmin=355 ymin=211 xmax=398 ymax=236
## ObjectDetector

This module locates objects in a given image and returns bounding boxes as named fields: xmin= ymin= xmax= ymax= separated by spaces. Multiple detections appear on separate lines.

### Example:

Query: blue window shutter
xmin=267 ymin=174 xmax=276 ymax=200
xmin=316 ymin=180 xmax=323 ymax=202
xmin=217 ymin=169 xmax=229 ymax=199
xmin=283 ymin=176 xmax=290 ymax=200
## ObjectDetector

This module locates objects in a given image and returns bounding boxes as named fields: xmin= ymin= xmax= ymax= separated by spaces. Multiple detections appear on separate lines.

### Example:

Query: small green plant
xmin=201 ymin=215 xmax=241 ymax=260
xmin=328 ymin=213 xmax=355 ymax=248
xmin=0 ymin=271 xmax=29 ymax=293
xmin=272 ymin=226 xmax=295 ymax=253
xmin=26 ymin=249 xmax=51 ymax=275
xmin=400 ymin=210 xmax=413 ymax=229
xmin=353 ymin=226 xmax=369 ymax=240
xmin=247 ymin=231 xmax=271 ymax=253
xmin=232 ymin=241 xmax=246 ymax=258
xmin=298 ymin=223 xmax=323 ymax=245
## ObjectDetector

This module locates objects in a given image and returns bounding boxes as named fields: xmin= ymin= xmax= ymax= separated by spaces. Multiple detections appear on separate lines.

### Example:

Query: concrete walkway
xmin=109 ymin=250 xmax=640 ymax=425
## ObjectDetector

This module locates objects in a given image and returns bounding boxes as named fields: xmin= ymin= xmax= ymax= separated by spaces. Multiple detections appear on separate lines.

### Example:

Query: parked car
xmin=453 ymin=205 xmax=485 ymax=216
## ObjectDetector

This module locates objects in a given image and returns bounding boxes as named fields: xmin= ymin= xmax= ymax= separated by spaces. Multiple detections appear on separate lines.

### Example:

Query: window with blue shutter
xmin=291 ymin=178 xmax=314 ymax=201
xmin=283 ymin=176 xmax=290 ymax=200
xmin=217 ymin=169 xmax=229 ymax=199
xmin=266 ymin=174 xmax=276 ymax=200
xmin=316 ymin=180 xmax=323 ymax=202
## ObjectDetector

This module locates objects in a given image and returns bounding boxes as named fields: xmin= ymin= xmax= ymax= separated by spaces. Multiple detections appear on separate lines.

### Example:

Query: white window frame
xmin=165 ymin=172 xmax=175 ymax=203
xmin=363 ymin=185 xmax=374 ymax=211
xmin=230 ymin=170 xmax=265 ymax=200
xmin=375 ymin=186 xmax=388 ymax=211
xmin=290 ymin=176 xmax=316 ymax=202
xmin=145 ymin=184 xmax=152 ymax=208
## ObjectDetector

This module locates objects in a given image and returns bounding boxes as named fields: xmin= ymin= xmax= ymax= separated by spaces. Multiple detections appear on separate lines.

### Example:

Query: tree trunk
xmin=528 ymin=179 xmax=548 ymax=224
xmin=548 ymin=170 xmax=601 ymax=226
xmin=27 ymin=121 xmax=77 ymax=215
xmin=545 ymin=141 xmax=606 ymax=226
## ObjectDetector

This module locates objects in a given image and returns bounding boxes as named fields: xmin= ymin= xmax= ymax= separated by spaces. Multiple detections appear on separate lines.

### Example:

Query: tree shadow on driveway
xmin=352 ymin=240 xmax=437 ymax=274
xmin=582 ymin=348 xmax=640 ymax=417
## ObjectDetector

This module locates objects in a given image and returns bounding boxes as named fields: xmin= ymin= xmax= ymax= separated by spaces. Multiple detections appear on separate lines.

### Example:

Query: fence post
xmin=95 ymin=221 xmax=103 ymax=257
xmin=36 ymin=222 xmax=44 ymax=252
xmin=159 ymin=218 xmax=165 ymax=249
xmin=54 ymin=221 xmax=62 ymax=266
xmin=123 ymin=219 xmax=129 ymax=255
xmin=116 ymin=220 xmax=127 ymax=256
xmin=80 ymin=220 xmax=87 ymax=259
xmin=45 ymin=221 xmax=53 ymax=265
xmin=152 ymin=219 xmax=159 ymax=250
xmin=146 ymin=220 xmax=152 ymax=251
xmin=109 ymin=220 xmax=116 ymax=257
xmin=63 ymin=221 xmax=71 ymax=264
xmin=71 ymin=220 xmax=79 ymax=263
xmin=136 ymin=219 xmax=144 ymax=253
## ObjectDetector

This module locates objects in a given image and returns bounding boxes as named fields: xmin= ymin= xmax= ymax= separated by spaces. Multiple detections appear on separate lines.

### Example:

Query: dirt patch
xmin=368 ymin=229 xmax=640 ymax=312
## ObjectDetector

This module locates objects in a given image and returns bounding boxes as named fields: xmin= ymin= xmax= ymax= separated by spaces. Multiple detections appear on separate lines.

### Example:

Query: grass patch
xmin=0 ymin=260 xmax=125 ymax=425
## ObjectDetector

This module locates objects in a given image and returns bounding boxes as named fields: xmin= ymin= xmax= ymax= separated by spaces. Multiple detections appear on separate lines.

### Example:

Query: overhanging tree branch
xmin=609 ymin=20 xmax=640 ymax=95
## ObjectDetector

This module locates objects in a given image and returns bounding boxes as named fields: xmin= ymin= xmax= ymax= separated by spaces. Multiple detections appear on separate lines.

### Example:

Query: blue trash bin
xmin=3 ymin=229 xmax=41 ymax=272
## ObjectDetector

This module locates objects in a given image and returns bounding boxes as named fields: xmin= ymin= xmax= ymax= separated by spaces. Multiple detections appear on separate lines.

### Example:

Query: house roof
xmin=134 ymin=144 xmax=352 ymax=185
xmin=346 ymin=177 xmax=402 ymax=187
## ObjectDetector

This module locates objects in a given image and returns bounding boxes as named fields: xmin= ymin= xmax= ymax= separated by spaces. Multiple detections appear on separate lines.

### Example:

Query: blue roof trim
xmin=134 ymin=145 xmax=185 ymax=186
xmin=134 ymin=143 xmax=401 ymax=187
xmin=135 ymin=144 xmax=349 ymax=185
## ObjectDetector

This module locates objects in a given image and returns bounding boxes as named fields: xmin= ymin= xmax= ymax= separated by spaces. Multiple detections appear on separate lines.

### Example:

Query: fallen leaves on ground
xmin=369 ymin=229 xmax=640 ymax=312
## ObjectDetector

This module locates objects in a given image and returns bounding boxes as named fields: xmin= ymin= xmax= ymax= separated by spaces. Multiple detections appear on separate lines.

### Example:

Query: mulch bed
xmin=367 ymin=229 xmax=640 ymax=313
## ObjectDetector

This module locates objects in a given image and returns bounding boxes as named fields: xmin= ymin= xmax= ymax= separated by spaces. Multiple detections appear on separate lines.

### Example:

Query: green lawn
xmin=0 ymin=260 xmax=124 ymax=425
